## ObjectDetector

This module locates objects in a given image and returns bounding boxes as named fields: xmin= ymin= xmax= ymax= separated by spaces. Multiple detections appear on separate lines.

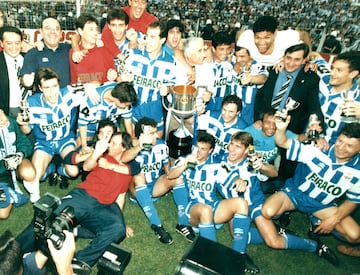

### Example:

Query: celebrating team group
xmin=0 ymin=0 xmax=359 ymax=274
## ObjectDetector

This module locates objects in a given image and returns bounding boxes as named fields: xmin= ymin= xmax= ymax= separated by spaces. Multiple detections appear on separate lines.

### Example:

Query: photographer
xmin=16 ymin=132 xmax=140 ymax=273
xmin=0 ymin=230 xmax=75 ymax=275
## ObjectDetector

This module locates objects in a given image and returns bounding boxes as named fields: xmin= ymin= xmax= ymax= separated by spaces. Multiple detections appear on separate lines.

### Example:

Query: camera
xmin=33 ymin=193 xmax=76 ymax=254
xmin=97 ymin=243 xmax=132 ymax=275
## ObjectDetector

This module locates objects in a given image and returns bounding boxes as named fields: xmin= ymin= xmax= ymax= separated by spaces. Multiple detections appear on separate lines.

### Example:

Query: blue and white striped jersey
xmin=27 ymin=85 xmax=85 ymax=141
xmin=206 ymin=61 xmax=234 ymax=111
xmin=124 ymin=48 xmax=176 ymax=104
xmin=217 ymin=154 xmax=265 ymax=208
xmin=286 ymin=139 xmax=360 ymax=204
xmin=135 ymin=139 xmax=169 ymax=184
xmin=314 ymin=57 xmax=360 ymax=145
xmin=117 ymin=31 xmax=144 ymax=56
xmin=78 ymin=82 xmax=132 ymax=127
xmin=231 ymin=62 xmax=268 ymax=126
xmin=197 ymin=113 xmax=247 ymax=157
xmin=173 ymin=154 xmax=227 ymax=205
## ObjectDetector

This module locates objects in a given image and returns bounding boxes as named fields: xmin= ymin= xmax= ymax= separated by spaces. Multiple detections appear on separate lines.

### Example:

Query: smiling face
xmin=221 ymin=103 xmax=239 ymax=126
xmin=108 ymin=18 xmax=127 ymax=44
xmin=41 ymin=18 xmax=61 ymax=49
xmin=283 ymin=49 xmax=306 ymax=73
xmin=261 ymin=114 xmax=276 ymax=137
xmin=234 ymin=48 xmax=251 ymax=67
xmin=195 ymin=141 xmax=213 ymax=163
xmin=254 ymin=31 xmax=275 ymax=55
xmin=128 ymin=0 xmax=147 ymax=21
xmin=142 ymin=125 xmax=157 ymax=145
xmin=39 ymin=78 xmax=60 ymax=105
xmin=79 ymin=21 xmax=99 ymax=46
xmin=334 ymin=134 xmax=360 ymax=163
xmin=329 ymin=59 xmax=358 ymax=91
xmin=0 ymin=31 xmax=21 ymax=58
xmin=213 ymin=44 xmax=231 ymax=63
xmin=227 ymin=138 xmax=248 ymax=164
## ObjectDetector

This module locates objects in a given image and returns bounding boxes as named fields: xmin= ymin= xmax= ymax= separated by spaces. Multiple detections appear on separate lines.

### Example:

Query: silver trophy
xmin=275 ymin=97 xmax=300 ymax=122
xmin=340 ymin=89 xmax=359 ymax=122
xmin=164 ymin=85 xmax=197 ymax=158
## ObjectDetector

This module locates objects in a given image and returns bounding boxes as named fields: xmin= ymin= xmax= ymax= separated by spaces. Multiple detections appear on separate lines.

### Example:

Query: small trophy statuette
xmin=141 ymin=125 xmax=153 ymax=150
xmin=19 ymin=100 xmax=30 ymax=122
xmin=275 ymin=97 xmax=300 ymax=122
xmin=340 ymin=89 xmax=359 ymax=123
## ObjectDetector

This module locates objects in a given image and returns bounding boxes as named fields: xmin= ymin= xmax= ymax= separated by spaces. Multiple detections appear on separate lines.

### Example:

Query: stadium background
xmin=0 ymin=1 xmax=359 ymax=274
xmin=0 ymin=0 xmax=359 ymax=53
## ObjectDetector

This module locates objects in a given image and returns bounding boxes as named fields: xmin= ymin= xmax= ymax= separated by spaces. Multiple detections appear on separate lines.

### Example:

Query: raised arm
xmin=274 ymin=113 xmax=292 ymax=150
xmin=83 ymin=135 xmax=110 ymax=171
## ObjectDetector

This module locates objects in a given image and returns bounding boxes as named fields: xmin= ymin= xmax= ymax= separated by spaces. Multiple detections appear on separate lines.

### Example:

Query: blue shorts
xmin=249 ymin=203 xmax=263 ymax=221
xmin=185 ymin=200 xmax=224 ymax=230
xmin=34 ymin=137 xmax=76 ymax=156
xmin=281 ymin=185 xmax=335 ymax=215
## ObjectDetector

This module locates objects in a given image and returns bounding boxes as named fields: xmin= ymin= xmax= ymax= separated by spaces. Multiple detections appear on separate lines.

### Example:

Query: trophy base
xmin=168 ymin=130 xmax=192 ymax=159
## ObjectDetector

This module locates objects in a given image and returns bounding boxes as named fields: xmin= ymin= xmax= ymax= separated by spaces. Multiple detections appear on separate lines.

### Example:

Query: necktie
xmin=14 ymin=59 xmax=20 ymax=79
xmin=271 ymin=74 xmax=292 ymax=109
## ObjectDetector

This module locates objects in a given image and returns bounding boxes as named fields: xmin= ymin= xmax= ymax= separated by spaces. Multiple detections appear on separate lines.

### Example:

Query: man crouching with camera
xmin=0 ymin=229 xmax=75 ymax=275
xmin=15 ymin=131 xmax=140 ymax=274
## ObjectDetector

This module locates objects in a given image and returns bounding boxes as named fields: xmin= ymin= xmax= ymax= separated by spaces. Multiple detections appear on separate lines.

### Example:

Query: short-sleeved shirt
xmin=78 ymin=82 xmax=132 ymax=133
xmin=27 ymin=85 xmax=86 ymax=141
xmin=173 ymin=155 xmax=227 ymax=205
xmin=285 ymin=139 xmax=360 ymax=205
xmin=69 ymin=46 xmax=115 ymax=84
xmin=135 ymin=139 xmax=169 ymax=188
xmin=21 ymin=43 xmax=71 ymax=88
xmin=197 ymin=113 xmax=247 ymax=157
xmin=244 ymin=124 xmax=296 ymax=164
xmin=231 ymin=61 xmax=268 ymax=126
xmin=313 ymin=57 xmax=360 ymax=145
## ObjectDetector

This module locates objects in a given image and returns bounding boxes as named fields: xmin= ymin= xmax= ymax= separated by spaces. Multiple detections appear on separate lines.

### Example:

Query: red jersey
xmin=78 ymin=154 xmax=133 ymax=204
xmin=69 ymin=45 xmax=115 ymax=84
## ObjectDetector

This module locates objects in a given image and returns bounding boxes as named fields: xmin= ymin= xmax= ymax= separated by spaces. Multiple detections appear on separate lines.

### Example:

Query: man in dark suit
xmin=254 ymin=43 xmax=325 ymax=189
xmin=0 ymin=26 xmax=24 ymax=117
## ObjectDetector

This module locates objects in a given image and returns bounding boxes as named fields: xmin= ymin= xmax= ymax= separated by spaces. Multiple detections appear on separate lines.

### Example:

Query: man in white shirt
xmin=236 ymin=16 xmax=310 ymax=68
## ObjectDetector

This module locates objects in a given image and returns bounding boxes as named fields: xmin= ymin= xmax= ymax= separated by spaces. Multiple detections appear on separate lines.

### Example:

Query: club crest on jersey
xmin=342 ymin=172 xmax=353 ymax=182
